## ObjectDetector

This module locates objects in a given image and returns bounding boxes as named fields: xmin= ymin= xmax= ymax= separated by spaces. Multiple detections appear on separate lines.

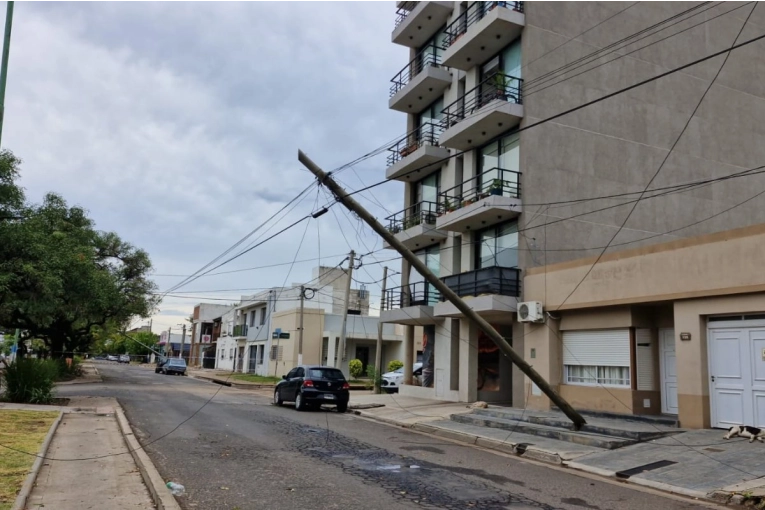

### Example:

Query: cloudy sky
xmin=6 ymin=2 xmax=409 ymax=333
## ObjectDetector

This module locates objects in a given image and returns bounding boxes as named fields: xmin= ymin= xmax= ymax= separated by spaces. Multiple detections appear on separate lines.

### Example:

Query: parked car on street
xmin=156 ymin=358 xmax=186 ymax=376
xmin=273 ymin=365 xmax=349 ymax=412
xmin=107 ymin=355 xmax=118 ymax=362
xmin=119 ymin=354 xmax=130 ymax=364
xmin=381 ymin=363 xmax=423 ymax=393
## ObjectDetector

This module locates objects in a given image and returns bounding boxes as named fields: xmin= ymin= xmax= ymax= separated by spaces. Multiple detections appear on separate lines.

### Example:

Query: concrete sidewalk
xmin=348 ymin=392 xmax=765 ymax=505
xmin=1 ymin=398 xmax=162 ymax=510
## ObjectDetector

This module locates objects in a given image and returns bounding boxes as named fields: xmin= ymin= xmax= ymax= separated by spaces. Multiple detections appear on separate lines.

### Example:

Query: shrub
xmin=2 ymin=358 xmax=57 ymax=404
xmin=348 ymin=359 xmax=363 ymax=379
xmin=387 ymin=360 xmax=404 ymax=373
xmin=55 ymin=357 xmax=83 ymax=380
xmin=365 ymin=365 xmax=383 ymax=391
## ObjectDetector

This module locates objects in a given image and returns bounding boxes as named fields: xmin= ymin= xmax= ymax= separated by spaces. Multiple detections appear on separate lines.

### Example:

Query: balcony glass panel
xmin=440 ymin=266 xmax=521 ymax=298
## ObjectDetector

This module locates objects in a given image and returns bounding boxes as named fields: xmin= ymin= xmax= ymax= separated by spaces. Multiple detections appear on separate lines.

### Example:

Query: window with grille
xmin=270 ymin=345 xmax=282 ymax=361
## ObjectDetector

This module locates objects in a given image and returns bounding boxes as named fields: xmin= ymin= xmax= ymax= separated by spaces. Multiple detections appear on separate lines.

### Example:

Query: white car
xmin=107 ymin=355 xmax=118 ymax=362
xmin=381 ymin=363 xmax=423 ymax=393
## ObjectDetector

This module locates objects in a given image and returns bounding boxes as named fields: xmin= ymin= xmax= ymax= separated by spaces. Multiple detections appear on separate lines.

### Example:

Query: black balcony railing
xmin=384 ymin=282 xmax=441 ymax=310
xmin=386 ymin=122 xmax=444 ymax=168
xmin=438 ymin=167 xmax=521 ymax=213
xmin=390 ymin=46 xmax=444 ymax=97
xmin=394 ymin=1 xmax=418 ymax=28
xmin=443 ymin=1 xmax=524 ymax=48
xmin=441 ymin=266 xmax=521 ymax=298
xmin=386 ymin=200 xmax=439 ymax=234
xmin=441 ymin=72 xmax=522 ymax=129
xmin=233 ymin=324 xmax=248 ymax=337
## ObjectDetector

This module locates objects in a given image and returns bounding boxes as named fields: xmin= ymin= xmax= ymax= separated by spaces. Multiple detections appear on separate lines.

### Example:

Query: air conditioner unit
xmin=517 ymin=301 xmax=544 ymax=323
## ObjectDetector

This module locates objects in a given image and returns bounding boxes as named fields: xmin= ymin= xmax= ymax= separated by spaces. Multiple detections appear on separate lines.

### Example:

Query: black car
xmin=273 ymin=365 xmax=349 ymax=412
xmin=156 ymin=357 xmax=187 ymax=375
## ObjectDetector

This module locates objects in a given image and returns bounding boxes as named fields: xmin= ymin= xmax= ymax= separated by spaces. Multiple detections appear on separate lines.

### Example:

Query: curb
xmin=12 ymin=411 xmax=63 ymax=510
xmin=564 ymin=461 xmax=707 ymax=499
xmin=354 ymin=411 xmax=716 ymax=504
xmin=114 ymin=405 xmax=182 ymax=510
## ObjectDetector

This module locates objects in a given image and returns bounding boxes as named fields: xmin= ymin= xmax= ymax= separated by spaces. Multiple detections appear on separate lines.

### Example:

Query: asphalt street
xmin=57 ymin=363 xmax=716 ymax=510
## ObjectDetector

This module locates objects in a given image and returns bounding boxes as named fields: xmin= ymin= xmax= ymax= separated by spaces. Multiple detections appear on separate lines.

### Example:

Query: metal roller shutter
xmin=562 ymin=329 xmax=630 ymax=366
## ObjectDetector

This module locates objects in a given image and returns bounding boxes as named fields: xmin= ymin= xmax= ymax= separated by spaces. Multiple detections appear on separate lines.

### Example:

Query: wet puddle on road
xmin=299 ymin=432 xmax=556 ymax=510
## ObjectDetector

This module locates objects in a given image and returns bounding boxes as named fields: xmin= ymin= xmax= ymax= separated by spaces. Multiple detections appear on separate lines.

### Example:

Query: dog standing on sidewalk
xmin=723 ymin=425 xmax=765 ymax=443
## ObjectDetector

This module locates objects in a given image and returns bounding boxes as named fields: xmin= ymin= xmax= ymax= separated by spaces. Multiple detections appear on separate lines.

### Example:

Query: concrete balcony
xmin=441 ymin=1 xmax=525 ymax=70
xmin=389 ymin=51 xmax=452 ymax=113
xmin=379 ymin=283 xmax=442 ymax=326
xmin=439 ymin=73 xmax=523 ymax=150
xmin=434 ymin=266 xmax=521 ymax=321
xmin=386 ymin=122 xmax=449 ymax=181
xmin=393 ymin=1 xmax=454 ymax=48
xmin=384 ymin=200 xmax=448 ymax=250
xmin=436 ymin=167 xmax=521 ymax=232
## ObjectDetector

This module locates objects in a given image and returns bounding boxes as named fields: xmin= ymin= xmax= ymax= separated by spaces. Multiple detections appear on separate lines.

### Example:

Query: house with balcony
xmin=381 ymin=2 xmax=765 ymax=429
xmin=190 ymin=303 xmax=234 ymax=367
xmin=225 ymin=266 xmax=372 ymax=376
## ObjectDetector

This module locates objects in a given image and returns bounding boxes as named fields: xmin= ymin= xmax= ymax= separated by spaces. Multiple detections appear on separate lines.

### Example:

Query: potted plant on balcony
xmin=399 ymin=142 xmax=419 ymax=158
xmin=492 ymin=73 xmax=509 ymax=101
xmin=490 ymin=179 xmax=503 ymax=196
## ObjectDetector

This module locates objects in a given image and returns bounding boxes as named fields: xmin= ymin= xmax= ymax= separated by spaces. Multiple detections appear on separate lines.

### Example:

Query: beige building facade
xmin=381 ymin=1 xmax=765 ymax=428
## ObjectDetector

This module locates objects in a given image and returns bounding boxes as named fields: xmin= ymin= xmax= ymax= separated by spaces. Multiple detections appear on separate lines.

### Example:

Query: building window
xmin=249 ymin=311 xmax=256 ymax=327
xmin=258 ymin=345 xmax=265 ymax=364
xmin=220 ymin=350 xmax=224 ymax=360
xmin=409 ymin=244 xmax=440 ymax=305
xmin=475 ymin=221 xmax=518 ymax=269
xmin=565 ymin=365 xmax=631 ymax=387
xmin=562 ymin=330 xmax=631 ymax=388
xmin=229 ymin=348 xmax=234 ymax=359
xmin=270 ymin=345 xmax=283 ymax=361
xmin=260 ymin=307 xmax=266 ymax=326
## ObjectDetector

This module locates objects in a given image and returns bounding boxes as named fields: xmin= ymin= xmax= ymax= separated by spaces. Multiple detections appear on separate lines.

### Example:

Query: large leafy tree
xmin=0 ymin=151 xmax=159 ymax=357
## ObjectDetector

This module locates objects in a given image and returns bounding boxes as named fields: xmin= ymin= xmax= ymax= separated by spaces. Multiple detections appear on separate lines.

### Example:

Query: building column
xmin=459 ymin=319 xmax=478 ymax=402
xmin=327 ymin=335 xmax=337 ymax=370
xmin=404 ymin=325 xmax=415 ymax=385
xmin=524 ymin=319 xmax=561 ymax=411
xmin=674 ymin=301 xmax=710 ymax=429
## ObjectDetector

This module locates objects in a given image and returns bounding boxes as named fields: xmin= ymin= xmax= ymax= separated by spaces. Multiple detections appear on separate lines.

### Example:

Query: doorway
xmin=659 ymin=328 xmax=678 ymax=415
xmin=355 ymin=346 xmax=370 ymax=376
xmin=708 ymin=320 xmax=765 ymax=428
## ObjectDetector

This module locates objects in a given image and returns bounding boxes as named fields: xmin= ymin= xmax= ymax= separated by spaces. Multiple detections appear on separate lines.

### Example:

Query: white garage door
xmin=709 ymin=320 xmax=765 ymax=429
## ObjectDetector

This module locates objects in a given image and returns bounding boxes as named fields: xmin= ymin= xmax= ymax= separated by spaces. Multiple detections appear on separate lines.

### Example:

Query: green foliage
xmin=387 ymin=360 xmax=404 ymax=373
xmin=365 ymin=365 xmax=383 ymax=391
xmin=2 ymin=359 xmax=57 ymax=404
xmin=0 ymin=151 xmax=159 ymax=358
xmin=348 ymin=359 xmax=363 ymax=379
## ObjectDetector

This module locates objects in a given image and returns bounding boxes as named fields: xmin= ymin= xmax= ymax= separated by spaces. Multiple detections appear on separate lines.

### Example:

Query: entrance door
xmin=709 ymin=325 xmax=765 ymax=428
xmin=355 ymin=346 xmax=370 ymax=376
xmin=237 ymin=346 xmax=245 ymax=373
xmin=659 ymin=329 xmax=678 ymax=415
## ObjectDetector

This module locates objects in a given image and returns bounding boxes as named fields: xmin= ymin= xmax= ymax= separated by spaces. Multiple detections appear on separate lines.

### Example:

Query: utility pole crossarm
xmin=298 ymin=150 xmax=586 ymax=429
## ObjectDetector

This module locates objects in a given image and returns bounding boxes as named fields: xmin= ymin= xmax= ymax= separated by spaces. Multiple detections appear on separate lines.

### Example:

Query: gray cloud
xmin=6 ymin=3 xmax=408 ymax=331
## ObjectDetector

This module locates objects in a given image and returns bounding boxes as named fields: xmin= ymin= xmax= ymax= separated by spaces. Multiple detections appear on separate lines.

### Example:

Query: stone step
xmin=470 ymin=408 xmax=678 ymax=442
xmin=553 ymin=407 xmax=680 ymax=427
xmin=451 ymin=413 xmax=636 ymax=450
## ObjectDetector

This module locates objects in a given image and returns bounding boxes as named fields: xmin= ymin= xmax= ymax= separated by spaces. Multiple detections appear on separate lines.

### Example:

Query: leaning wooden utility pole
xmin=374 ymin=266 xmax=388 ymax=394
xmin=298 ymin=150 xmax=586 ymax=429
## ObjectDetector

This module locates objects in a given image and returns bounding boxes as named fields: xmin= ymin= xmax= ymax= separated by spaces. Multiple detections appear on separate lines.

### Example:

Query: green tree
xmin=0 ymin=153 xmax=159 ymax=357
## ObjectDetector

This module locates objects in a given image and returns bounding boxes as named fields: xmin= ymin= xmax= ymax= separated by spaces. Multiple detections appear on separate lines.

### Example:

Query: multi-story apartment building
xmin=381 ymin=1 xmax=765 ymax=429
